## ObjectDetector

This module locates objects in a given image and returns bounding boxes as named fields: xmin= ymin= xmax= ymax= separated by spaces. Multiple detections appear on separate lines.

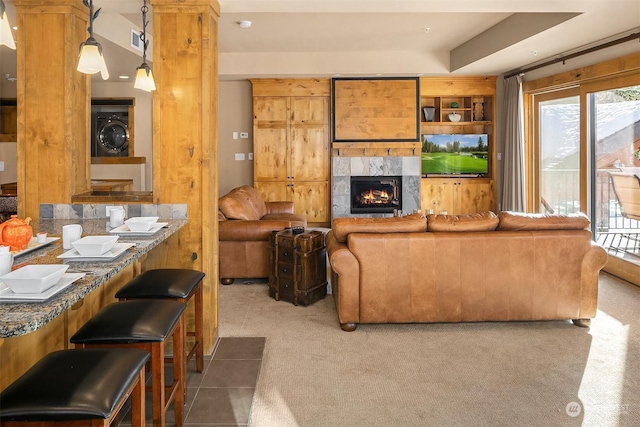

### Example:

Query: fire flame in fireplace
xmin=361 ymin=189 xmax=391 ymax=204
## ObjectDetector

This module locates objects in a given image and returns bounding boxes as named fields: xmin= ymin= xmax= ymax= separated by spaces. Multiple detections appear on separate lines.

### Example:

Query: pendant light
xmin=0 ymin=0 xmax=16 ymax=49
xmin=134 ymin=0 xmax=155 ymax=92
xmin=77 ymin=0 xmax=109 ymax=80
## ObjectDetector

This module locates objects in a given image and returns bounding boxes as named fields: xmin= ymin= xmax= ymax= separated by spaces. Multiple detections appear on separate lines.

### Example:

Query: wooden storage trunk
xmin=269 ymin=229 xmax=327 ymax=306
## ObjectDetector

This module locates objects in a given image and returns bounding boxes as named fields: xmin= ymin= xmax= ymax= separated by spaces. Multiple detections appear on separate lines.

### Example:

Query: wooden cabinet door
xmin=290 ymin=97 xmax=329 ymax=182
xmin=420 ymin=179 xmax=456 ymax=214
xmin=253 ymin=97 xmax=290 ymax=181
xmin=292 ymin=181 xmax=330 ymax=223
xmin=458 ymin=180 xmax=495 ymax=214
xmin=254 ymin=181 xmax=291 ymax=203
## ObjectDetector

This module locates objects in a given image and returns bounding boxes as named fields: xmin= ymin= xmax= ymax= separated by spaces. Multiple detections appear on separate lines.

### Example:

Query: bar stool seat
xmin=116 ymin=269 xmax=206 ymax=372
xmin=70 ymin=300 xmax=186 ymax=427
xmin=0 ymin=348 xmax=149 ymax=427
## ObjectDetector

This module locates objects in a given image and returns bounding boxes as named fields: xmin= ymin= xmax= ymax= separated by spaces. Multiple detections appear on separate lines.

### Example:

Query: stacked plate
xmin=58 ymin=236 xmax=135 ymax=261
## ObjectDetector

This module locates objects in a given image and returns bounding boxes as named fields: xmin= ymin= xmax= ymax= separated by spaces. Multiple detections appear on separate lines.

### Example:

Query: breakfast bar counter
xmin=0 ymin=218 xmax=186 ymax=338
xmin=0 ymin=217 xmax=186 ymax=391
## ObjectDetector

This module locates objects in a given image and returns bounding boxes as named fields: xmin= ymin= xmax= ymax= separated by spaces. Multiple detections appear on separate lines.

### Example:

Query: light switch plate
xmin=234 ymin=153 xmax=245 ymax=161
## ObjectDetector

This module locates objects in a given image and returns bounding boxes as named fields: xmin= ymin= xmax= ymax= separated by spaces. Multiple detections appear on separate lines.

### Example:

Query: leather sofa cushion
xmin=332 ymin=213 xmax=427 ymax=243
xmin=218 ymin=186 xmax=268 ymax=220
xmin=497 ymin=211 xmax=590 ymax=231
xmin=427 ymin=211 xmax=499 ymax=231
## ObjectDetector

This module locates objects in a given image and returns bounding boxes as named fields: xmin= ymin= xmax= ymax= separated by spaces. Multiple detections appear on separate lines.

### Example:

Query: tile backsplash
xmin=39 ymin=204 xmax=188 ymax=220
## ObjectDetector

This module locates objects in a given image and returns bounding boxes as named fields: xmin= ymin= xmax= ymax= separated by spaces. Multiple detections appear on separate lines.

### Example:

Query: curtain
xmin=501 ymin=75 xmax=525 ymax=211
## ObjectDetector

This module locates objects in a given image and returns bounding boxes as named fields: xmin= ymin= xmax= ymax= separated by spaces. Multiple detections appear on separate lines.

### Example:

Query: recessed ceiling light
xmin=423 ymin=27 xmax=430 ymax=34
xmin=119 ymin=75 xmax=129 ymax=79
xmin=238 ymin=20 xmax=252 ymax=29
xmin=532 ymin=50 xmax=538 ymax=56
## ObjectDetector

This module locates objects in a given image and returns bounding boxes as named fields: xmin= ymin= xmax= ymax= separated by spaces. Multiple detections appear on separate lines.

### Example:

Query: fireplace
xmin=350 ymin=176 xmax=402 ymax=214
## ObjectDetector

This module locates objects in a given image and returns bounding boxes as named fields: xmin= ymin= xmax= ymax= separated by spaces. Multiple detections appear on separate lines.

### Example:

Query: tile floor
xmin=119 ymin=336 xmax=265 ymax=426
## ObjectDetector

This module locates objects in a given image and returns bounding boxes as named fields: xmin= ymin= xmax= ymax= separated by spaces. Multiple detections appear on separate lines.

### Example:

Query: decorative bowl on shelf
xmin=0 ymin=264 xmax=70 ymax=294
xmin=71 ymin=235 xmax=119 ymax=256
xmin=124 ymin=217 xmax=159 ymax=232
xmin=448 ymin=113 xmax=461 ymax=122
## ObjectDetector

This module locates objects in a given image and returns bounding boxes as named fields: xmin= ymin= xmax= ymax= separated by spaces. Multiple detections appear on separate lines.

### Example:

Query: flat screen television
xmin=421 ymin=134 xmax=488 ymax=176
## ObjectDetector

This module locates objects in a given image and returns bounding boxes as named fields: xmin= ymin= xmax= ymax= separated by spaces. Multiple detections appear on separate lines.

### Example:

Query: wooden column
xmin=13 ymin=0 xmax=91 ymax=219
xmin=148 ymin=0 xmax=220 ymax=353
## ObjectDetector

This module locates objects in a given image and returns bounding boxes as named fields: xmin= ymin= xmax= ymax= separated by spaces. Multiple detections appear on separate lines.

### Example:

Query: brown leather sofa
xmin=218 ymin=186 xmax=306 ymax=284
xmin=326 ymin=211 xmax=608 ymax=331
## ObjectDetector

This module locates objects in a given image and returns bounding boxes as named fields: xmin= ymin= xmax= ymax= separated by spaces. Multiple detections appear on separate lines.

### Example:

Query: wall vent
xmin=131 ymin=29 xmax=143 ymax=52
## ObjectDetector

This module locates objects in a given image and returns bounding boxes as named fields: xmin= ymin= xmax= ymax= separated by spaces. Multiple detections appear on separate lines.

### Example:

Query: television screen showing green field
xmin=421 ymin=134 xmax=488 ymax=175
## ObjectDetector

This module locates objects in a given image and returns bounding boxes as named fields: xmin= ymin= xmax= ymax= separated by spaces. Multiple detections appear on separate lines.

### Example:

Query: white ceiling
xmin=0 ymin=0 xmax=639 ymax=86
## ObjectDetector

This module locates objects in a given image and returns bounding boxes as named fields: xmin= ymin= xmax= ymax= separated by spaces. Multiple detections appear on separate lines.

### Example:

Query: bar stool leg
xmin=193 ymin=285 xmax=204 ymax=372
xmin=131 ymin=364 xmax=146 ymax=427
xmin=173 ymin=313 xmax=186 ymax=425
xmin=151 ymin=342 xmax=166 ymax=427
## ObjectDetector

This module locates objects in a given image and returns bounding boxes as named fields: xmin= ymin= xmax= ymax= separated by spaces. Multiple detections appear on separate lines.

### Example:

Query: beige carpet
xmin=218 ymin=273 xmax=639 ymax=427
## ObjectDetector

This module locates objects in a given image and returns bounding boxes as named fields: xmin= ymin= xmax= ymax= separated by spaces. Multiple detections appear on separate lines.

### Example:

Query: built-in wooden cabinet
xmin=0 ymin=100 xmax=17 ymax=142
xmin=251 ymin=79 xmax=331 ymax=226
xmin=419 ymin=77 xmax=497 ymax=214
xmin=420 ymin=178 xmax=494 ymax=215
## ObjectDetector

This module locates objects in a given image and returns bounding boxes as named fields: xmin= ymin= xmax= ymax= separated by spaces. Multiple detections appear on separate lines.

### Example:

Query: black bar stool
xmin=115 ymin=269 xmax=206 ymax=373
xmin=0 ymin=348 xmax=149 ymax=427
xmin=70 ymin=300 xmax=186 ymax=427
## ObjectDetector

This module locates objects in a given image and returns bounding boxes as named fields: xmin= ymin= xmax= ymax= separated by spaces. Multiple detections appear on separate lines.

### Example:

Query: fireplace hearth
xmin=350 ymin=176 xmax=402 ymax=214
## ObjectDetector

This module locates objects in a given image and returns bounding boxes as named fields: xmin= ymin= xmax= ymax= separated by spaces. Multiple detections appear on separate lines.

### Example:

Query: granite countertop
xmin=0 ymin=218 xmax=186 ymax=338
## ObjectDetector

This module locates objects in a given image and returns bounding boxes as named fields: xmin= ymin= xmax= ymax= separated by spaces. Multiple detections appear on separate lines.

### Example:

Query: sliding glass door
xmin=533 ymin=88 xmax=581 ymax=215
xmin=531 ymin=77 xmax=640 ymax=282
xmin=589 ymin=83 xmax=640 ymax=265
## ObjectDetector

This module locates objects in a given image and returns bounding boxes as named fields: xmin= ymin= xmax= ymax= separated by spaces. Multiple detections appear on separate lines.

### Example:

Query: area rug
xmin=218 ymin=274 xmax=639 ymax=427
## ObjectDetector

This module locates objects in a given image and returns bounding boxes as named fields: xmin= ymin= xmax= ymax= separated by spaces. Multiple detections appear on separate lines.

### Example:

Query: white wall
xmin=0 ymin=143 xmax=17 ymax=186
xmin=217 ymin=80 xmax=254 ymax=196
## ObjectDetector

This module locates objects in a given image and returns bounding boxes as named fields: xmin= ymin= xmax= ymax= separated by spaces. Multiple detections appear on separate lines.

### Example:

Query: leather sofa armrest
xmin=219 ymin=219 xmax=291 ymax=241
xmin=326 ymin=230 xmax=360 ymax=326
xmin=265 ymin=201 xmax=294 ymax=215
xmin=579 ymin=242 xmax=608 ymax=318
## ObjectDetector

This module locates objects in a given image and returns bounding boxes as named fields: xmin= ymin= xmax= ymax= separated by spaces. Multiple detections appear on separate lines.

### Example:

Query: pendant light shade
xmin=134 ymin=0 xmax=155 ymax=91
xmin=0 ymin=0 xmax=16 ymax=50
xmin=134 ymin=64 xmax=156 ymax=92
xmin=77 ymin=39 xmax=109 ymax=79
xmin=77 ymin=0 xmax=109 ymax=80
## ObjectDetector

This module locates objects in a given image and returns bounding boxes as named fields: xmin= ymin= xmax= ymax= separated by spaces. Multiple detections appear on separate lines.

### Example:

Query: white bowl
xmin=124 ymin=217 xmax=159 ymax=232
xmin=1 ymin=264 xmax=70 ymax=294
xmin=72 ymin=235 xmax=119 ymax=256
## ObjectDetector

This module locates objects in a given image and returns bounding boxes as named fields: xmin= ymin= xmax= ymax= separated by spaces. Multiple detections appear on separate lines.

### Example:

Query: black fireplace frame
xmin=350 ymin=176 xmax=402 ymax=214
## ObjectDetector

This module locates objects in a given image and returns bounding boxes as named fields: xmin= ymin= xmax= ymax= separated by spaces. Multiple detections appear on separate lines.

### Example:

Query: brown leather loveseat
xmin=218 ymin=185 xmax=306 ymax=284
xmin=326 ymin=211 xmax=608 ymax=331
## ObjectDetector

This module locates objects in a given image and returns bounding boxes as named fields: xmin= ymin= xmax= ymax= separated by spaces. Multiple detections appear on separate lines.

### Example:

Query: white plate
xmin=57 ymin=242 xmax=136 ymax=261
xmin=11 ymin=237 xmax=60 ymax=257
xmin=0 ymin=273 xmax=86 ymax=302
xmin=109 ymin=222 xmax=168 ymax=236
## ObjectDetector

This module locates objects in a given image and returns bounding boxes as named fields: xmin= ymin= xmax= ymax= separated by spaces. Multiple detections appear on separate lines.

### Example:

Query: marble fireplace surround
xmin=332 ymin=155 xmax=421 ymax=219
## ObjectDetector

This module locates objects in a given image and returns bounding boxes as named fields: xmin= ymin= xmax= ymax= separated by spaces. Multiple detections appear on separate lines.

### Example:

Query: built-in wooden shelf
xmin=91 ymin=157 xmax=146 ymax=164
xmin=331 ymin=141 xmax=421 ymax=157
xmin=72 ymin=191 xmax=153 ymax=203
